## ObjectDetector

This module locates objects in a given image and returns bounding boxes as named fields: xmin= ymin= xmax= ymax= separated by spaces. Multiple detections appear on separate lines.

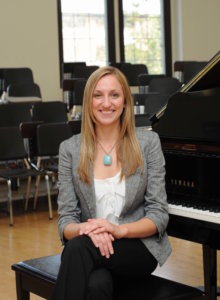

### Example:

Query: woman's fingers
xmin=88 ymin=232 xmax=114 ymax=258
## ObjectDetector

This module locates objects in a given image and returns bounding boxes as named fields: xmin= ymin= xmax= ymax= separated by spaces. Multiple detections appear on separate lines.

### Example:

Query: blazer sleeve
xmin=57 ymin=138 xmax=81 ymax=244
xmin=143 ymin=130 xmax=169 ymax=239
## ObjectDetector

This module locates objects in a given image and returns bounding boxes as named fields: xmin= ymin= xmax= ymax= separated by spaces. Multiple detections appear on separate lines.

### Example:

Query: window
xmin=57 ymin=0 xmax=171 ymax=79
xmin=122 ymin=0 xmax=165 ymax=74
xmin=60 ymin=0 xmax=107 ymax=66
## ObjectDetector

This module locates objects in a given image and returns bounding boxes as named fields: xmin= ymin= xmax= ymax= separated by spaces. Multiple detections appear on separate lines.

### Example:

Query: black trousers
xmin=52 ymin=236 xmax=157 ymax=300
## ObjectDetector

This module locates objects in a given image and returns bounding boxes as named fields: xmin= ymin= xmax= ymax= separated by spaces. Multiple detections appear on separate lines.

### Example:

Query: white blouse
xmin=94 ymin=171 xmax=125 ymax=225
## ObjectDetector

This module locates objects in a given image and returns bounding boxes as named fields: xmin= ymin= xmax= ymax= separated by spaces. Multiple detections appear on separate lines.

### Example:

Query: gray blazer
xmin=57 ymin=128 xmax=171 ymax=266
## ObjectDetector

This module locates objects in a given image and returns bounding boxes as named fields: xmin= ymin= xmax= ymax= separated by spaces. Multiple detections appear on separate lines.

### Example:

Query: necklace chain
xmin=97 ymin=140 xmax=117 ymax=155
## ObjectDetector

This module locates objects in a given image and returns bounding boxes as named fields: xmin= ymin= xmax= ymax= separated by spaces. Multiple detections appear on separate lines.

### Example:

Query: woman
xmin=52 ymin=66 xmax=171 ymax=300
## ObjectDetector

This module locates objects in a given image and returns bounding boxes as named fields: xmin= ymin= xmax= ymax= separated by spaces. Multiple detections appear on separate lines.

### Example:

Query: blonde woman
xmin=52 ymin=66 xmax=171 ymax=300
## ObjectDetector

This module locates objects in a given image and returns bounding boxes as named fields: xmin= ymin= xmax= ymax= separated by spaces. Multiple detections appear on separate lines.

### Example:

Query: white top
xmin=94 ymin=171 xmax=125 ymax=225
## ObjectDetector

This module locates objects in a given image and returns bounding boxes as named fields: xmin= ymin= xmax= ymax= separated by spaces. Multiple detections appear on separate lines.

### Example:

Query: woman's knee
xmin=62 ymin=235 xmax=92 ymax=260
xmin=87 ymin=268 xmax=113 ymax=300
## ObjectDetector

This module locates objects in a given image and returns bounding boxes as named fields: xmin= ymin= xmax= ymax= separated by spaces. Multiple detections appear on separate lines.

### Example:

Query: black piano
xmin=153 ymin=50 xmax=220 ymax=300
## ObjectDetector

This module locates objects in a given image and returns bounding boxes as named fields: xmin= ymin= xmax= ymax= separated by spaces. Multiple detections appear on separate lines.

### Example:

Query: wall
xmin=171 ymin=0 xmax=220 ymax=63
xmin=0 ymin=0 xmax=62 ymax=101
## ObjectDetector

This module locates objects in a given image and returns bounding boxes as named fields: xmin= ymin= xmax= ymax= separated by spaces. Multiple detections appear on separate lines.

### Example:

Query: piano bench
xmin=11 ymin=254 xmax=205 ymax=300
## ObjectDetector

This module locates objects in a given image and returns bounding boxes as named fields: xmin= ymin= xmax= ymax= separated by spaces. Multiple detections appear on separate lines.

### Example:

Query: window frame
xmin=57 ymin=0 xmax=115 ymax=85
xmin=118 ymin=0 xmax=172 ymax=75
xmin=57 ymin=0 xmax=172 ymax=85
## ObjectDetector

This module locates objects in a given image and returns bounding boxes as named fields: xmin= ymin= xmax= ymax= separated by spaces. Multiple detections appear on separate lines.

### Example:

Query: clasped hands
xmin=79 ymin=218 xmax=125 ymax=259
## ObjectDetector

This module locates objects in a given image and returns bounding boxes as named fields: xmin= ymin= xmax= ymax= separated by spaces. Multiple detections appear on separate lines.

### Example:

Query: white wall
xmin=171 ymin=0 xmax=220 ymax=63
xmin=0 ymin=0 xmax=62 ymax=101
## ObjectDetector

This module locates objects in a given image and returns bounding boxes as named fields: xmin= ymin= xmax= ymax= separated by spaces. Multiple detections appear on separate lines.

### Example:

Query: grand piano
xmin=153 ymin=50 xmax=220 ymax=300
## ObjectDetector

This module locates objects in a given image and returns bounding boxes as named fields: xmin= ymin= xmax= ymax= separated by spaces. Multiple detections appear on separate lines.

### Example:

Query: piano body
xmin=153 ymin=50 xmax=220 ymax=299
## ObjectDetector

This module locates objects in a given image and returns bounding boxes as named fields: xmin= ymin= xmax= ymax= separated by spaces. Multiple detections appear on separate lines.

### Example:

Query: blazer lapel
xmin=123 ymin=168 xmax=141 ymax=215
xmin=75 ymin=164 xmax=97 ymax=218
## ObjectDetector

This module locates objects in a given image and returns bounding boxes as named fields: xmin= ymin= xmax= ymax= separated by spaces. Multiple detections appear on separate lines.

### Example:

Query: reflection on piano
xmin=153 ymin=50 xmax=220 ymax=300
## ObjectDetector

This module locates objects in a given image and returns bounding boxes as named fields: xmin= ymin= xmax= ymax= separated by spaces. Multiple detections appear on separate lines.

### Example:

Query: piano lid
xmin=180 ymin=50 xmax=220 ymax=92
xmin=152 ymin=51 xmax=220 ymax=142
xmin=153 ymin=91 xmax=220 ymax=143
xmin=153 ymin=50 xmax=220 ymax=121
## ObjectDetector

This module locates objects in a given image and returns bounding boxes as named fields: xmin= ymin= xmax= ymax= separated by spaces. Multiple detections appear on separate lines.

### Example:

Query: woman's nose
xmin=102 ymin=95 xmax=111 ymax=107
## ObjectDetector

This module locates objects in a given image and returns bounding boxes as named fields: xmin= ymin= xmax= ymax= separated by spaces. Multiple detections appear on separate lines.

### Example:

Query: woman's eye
xmin=112 ymin=93 xmax=119 ymax=98
xmin=94 ymin=94 xmax=102 ymax=98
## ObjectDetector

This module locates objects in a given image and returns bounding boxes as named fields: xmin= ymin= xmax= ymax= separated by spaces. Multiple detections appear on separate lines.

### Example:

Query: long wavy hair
xmin=78 ymin=66 xmax=143 ymax=184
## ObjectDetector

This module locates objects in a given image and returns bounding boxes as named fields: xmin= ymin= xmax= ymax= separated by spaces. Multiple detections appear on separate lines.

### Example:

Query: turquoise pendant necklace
xmin=97 ymin=140 xmax=117 ymax=166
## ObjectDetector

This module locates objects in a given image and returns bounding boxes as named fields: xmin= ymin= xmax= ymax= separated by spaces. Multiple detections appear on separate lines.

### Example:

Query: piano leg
xmin=202 ymin=244 xmax=217 ymax=299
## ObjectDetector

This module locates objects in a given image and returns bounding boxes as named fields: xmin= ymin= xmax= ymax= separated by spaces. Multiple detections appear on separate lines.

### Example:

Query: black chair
xmin=138 ymin=74 xmax=166 ymax=93
xmin=63 ymin=78 xmax=79 ymax=110
xmin=74 ymin=79 xmax=86 ymax=105
xmin=63 ymin=62 xmax=86 ymax=78
xmin=0 ymin=127 xmax=52 ymax=226
xmin=62 ymin=78 xmax=86 ymax=111
xmin=3 ymin=68 xmax=34 ymax=91
xmin=148 ymin=77 xmax=182 ymax=96
xmin=135 ymin=114 xmax=152 ymax=127
xmin=0 ymin=103 xmax=32 ymax=127
xmin=133 ymin=93 xmax=169 ymax=124
xmin=120 ymin=64 xmax=148 ymax=86
xmin=7 ymin=82 xmax=42 ymax=102
xmin=32 ymin=101 xmax=68 ymax=123
xmin=73 ymin=65 xmax=99 ymax=79
xmin=174 ymin=61 xmax=207 ymax=83
xmin=33 ymin=123 xmax=72 ymax=210
xmin=67 ymin=120 xmax=81 ymax=135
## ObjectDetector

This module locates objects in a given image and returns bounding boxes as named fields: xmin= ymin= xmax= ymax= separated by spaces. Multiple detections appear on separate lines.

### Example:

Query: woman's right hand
xmin=88 ymin=231 xmax=114 ymax=259
xmin=79 ymin=222 xmax=114 ymax=258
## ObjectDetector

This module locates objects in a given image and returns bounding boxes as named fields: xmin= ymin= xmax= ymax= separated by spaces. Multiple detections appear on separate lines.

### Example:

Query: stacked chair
xmin=134 ymin=75 xmax=182 ymax=127
xmin=120 ymin=63 xmax=148 ymax=86
xmin=33 ymin=123 xmax=72 ymax=212
xmin=0 ymin=100 xmax=76 ymax=226
xmin=0 ymin=67 xmax=42 ymax=103
xmin=174 ymin=60 xmax=207 ymax=83
xmin=0 ymin=127 xmax=49 ymax=226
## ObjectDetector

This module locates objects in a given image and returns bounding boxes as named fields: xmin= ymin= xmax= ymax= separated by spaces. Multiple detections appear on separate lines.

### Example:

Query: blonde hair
xmin=78 ymin=66 xmax=143 ymax=184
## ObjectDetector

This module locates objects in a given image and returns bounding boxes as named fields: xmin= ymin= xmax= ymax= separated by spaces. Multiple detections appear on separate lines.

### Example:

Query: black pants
xmin=52 ymin=236 xmax=157 ymax=300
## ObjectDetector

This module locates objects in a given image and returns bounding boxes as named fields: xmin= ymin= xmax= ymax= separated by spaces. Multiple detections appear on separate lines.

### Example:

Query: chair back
xmin=73 ymin=65 xmax=99 ymax=79
xmin=134 ymin=93 xmax=168 ymax=121
xmin=32 ymin=102 xmax=68 ymax=123
xmin=4 ymin=68 xmax=34 ymax=91
xmin=0 ymin=127 xmax=26 ymax=161
xmin=0 ymin=103 xmax=32 ymax=127
xmin=135 ymin=114 xmax=151 ymax=127
xmin=74 ymin=79 xmax=86 ymax=105
xmin=36 ymin=123 xmax=72 ymax=157
xmin=120 ymin=64 xmax=148 ymax=86
xmin=7 ymin=82 xmax=41 ymax=98
xmin=148 ymin=77 xmax=181 ymax=96
xmin=63 ymin=62 xmax=86 ymax=78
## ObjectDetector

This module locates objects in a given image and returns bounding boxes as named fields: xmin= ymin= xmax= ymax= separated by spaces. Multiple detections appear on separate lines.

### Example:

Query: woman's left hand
xmin=80 ymin=218 xmax=127 ymax=239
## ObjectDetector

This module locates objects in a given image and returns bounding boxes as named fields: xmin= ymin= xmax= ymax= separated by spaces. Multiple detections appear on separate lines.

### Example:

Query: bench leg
xmin=15 ymin=272 xmax=30 ymax=300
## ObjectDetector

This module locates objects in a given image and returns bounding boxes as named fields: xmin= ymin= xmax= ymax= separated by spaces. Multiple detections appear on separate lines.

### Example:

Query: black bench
xmin=12 ymin=254 xmax=205 ymax=300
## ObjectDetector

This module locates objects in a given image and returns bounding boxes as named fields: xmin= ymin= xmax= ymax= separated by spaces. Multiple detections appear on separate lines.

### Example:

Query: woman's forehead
xmin=94 ymin=74 xmax=122 ymax=90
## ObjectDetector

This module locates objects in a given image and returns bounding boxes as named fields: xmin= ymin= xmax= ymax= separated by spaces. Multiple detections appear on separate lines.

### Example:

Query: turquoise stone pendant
xmin=104 ymin=155 xmax=112 ymax=166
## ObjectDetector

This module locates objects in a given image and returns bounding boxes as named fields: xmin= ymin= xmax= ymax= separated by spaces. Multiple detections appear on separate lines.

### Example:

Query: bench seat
xmin=12 ymin=254 xmax=205 ymax=300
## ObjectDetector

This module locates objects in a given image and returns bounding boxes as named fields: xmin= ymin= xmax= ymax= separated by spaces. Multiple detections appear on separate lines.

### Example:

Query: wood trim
xmin=163 ymin=0 xmax=172 ymax=76
xmin=57 ymin=0 xmax=64 ymax=87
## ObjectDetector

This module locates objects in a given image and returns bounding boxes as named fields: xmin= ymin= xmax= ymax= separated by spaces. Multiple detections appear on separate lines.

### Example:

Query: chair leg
xmin=45 ymin=174 xmax=53 ymax=220
xmin=24 ymin=176 xmax=32 ymax=211
xmin=7 ymin=179 xmax=13 ymax=226
xmin=33 ymin=175 xmax=41 ymax=210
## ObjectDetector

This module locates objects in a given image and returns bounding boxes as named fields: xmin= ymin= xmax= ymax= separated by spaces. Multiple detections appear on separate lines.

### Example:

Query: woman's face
xmin=92 ymin=74 xmax=125 ymax=128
